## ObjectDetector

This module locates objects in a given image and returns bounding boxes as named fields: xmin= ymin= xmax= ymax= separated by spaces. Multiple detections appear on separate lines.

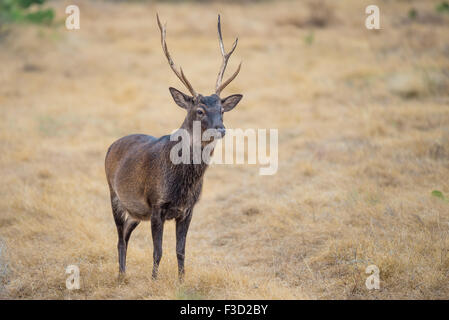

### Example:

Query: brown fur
xmin=105 ymin=89 xmax=242 ymax=279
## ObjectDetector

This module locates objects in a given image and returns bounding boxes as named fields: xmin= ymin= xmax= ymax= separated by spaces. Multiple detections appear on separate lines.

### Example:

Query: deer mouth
xmin=217 ymin=128 xmax=226 ymax=138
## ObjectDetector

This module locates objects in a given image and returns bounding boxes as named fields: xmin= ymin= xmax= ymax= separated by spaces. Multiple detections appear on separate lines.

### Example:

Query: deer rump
xmin=105 ymin=133 xmax=205 ymax=222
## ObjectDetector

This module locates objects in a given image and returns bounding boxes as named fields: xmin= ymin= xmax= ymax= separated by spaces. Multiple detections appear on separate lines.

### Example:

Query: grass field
xmin=1 ymin=0 xmax=449 ymax=299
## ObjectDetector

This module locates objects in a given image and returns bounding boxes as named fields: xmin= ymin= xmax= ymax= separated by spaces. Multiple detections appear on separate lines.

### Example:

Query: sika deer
xmin=105 ymin=14 xmax=243 ymax=280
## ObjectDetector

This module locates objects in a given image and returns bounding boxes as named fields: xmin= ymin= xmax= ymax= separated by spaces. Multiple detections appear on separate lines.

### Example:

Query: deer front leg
xmin=176 ymin=209 xmax=193 ymax=281
xmin=151 ymin=209 xmax=165 ymax=279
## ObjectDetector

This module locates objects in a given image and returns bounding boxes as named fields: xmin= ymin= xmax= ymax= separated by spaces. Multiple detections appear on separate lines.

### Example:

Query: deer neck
xmin=167 ymin=121 xmax=212 ymax=178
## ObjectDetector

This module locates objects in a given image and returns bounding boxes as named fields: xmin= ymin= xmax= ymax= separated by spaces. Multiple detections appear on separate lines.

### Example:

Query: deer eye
xmin=196 ymin=109 xmax=204 ymax=116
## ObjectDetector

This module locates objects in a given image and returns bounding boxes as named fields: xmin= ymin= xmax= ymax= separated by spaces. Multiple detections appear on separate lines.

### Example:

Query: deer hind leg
xmin=110 ymin=192 xmax=140 ymax=274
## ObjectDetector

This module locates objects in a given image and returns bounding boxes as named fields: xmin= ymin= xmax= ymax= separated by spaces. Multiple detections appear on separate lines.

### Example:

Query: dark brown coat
xmin=105 ymin=90 xmax=242 ymax=279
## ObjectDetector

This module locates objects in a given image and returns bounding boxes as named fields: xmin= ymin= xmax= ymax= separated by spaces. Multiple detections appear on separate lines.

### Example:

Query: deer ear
xmin=221 ymin=94 xmax=243 ymax=112
xmin=169 ymin=87 xmax=193 ymax=110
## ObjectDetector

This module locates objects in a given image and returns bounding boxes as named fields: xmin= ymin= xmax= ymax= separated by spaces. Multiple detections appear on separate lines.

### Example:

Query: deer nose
xmin=215 ymin=126 xmax=226 ymax=137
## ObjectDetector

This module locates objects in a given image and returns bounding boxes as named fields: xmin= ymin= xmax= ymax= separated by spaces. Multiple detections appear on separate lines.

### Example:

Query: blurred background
xmin=0 ymin=0 xmax=449 ymax=299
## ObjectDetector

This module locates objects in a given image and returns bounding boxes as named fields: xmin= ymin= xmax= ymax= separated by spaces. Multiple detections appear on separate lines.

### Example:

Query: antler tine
xmin=157 ymin=14 xmax=197 ymax=97
xmin=215 ymin=14 xmax=241 ymax=96
xmin=180 ymin=68 xmax=196 ymax=98
xmin=216 ymin=62 xmax=241 ymax=95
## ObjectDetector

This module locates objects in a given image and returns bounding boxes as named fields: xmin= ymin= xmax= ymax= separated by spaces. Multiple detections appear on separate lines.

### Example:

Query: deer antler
xmin=157 ymin=14 xmax=198 ymax=97
xmin=215 ymin=14 xmax=242 ymax=96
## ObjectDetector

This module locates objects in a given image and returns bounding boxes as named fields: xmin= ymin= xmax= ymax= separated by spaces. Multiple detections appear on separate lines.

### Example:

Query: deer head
xmin=157 ymin=14 xmax=243 ymax=138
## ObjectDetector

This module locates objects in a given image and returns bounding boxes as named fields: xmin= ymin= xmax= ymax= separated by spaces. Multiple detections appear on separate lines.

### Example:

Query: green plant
xmin=431 ymin=190 xmax=449 ymax=202
xmin=408 ymin=8 xmax=418 ymax=20
xmin=436 ymin=1 xmax=449 ymax=14
xmin=304 ymin=31 xmax=314 ymax=45
xmin=0 ymin=0 xmax=54 ymax=25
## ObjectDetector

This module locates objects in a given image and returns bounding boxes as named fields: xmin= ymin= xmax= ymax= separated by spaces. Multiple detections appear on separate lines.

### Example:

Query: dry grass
xmin=1 ymin=0 xmax=449 ymax=299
